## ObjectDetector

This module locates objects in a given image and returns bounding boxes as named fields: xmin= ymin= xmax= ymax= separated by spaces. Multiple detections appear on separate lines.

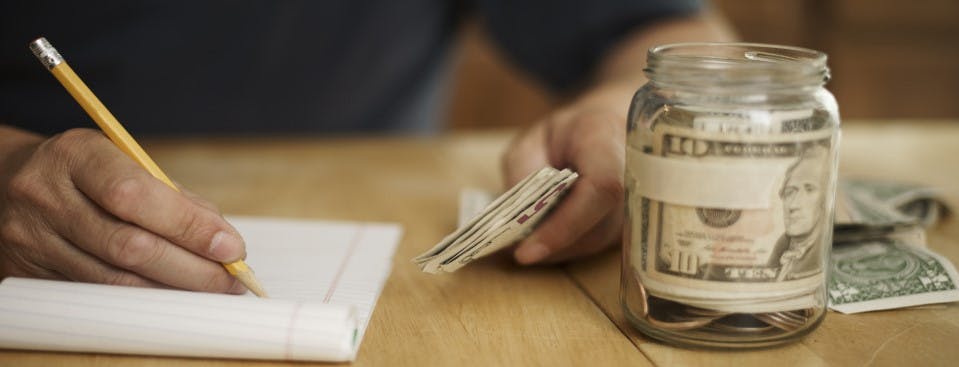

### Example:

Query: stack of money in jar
xmin=623 ymin=106 xmax=842 ymax=334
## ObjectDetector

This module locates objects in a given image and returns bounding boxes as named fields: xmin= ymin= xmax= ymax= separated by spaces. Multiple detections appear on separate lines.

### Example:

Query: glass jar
xmin=622 ymin=43 xmax=840 ymax=348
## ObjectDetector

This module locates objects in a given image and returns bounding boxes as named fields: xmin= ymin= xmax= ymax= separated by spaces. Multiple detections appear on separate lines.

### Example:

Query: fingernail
xmin=209 ymin=231 xmax=244 ymax=262
xmin=515 ymin=241 xmax=551 ymax=265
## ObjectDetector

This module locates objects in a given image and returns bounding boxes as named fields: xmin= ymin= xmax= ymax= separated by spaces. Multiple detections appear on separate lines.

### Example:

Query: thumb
xmin=501 ymin=123 xmax=551 ymax=187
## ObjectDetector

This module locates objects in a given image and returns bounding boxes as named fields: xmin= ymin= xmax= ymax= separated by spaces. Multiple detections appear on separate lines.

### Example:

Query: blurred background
xmin=446 ymin=0 xmax=959 ymax=129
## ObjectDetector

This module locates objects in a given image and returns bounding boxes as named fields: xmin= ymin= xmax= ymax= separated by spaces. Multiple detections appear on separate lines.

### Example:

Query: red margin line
xmin=284 ymin=301 xmax=303 ymax=360
xmin=323 ymin=225 xmax=365 ymax=303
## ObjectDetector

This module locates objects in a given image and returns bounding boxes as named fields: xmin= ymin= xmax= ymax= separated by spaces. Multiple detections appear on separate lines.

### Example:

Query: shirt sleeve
xmin=474 ymin=0 xmax=702 ymax=92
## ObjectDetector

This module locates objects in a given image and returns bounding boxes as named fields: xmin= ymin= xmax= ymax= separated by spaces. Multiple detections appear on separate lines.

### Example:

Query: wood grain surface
xmin=1 ymin=120 xmax=956 ymax=366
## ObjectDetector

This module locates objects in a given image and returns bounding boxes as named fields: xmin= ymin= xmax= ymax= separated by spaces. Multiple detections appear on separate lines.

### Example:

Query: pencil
xmin=29 ymin=37 xmax=268 ymax=298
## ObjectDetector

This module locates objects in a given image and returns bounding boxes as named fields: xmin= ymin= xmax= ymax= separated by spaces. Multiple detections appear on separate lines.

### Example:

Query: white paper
xmin=0 ymin=216 xmax=402 ymax=362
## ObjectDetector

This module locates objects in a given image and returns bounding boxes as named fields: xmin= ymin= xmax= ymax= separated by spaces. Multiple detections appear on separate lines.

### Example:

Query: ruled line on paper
xmin=0 ymin=294 xmax=296 ymax=333
xmin=0 ymin=322 xmax=221 ymax=351
xmin=0 ymin=283 xmax=296 ymax=317
xmin=0 ymin=304 xmax=286 ymax=346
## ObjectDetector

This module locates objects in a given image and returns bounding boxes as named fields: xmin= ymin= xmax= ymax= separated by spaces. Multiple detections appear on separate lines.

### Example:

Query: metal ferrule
xmin=29 ymin=37 xmax=63 ymax=69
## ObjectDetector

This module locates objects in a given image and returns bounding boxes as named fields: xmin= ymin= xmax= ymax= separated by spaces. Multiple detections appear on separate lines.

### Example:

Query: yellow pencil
xmin=29 ymin=37 xmax=268 ymax=298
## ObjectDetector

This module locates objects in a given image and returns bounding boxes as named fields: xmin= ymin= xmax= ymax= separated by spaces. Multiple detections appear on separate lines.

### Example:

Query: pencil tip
xmin=223 ymin=260 xmax=269 ymax=298
xmin=236 ymin=272 xmax=269 ymax=298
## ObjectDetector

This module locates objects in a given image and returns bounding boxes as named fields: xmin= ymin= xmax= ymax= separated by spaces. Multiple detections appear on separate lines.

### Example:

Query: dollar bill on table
xmin=829 ymin=179 xmax=958 ymax=313
xmin=833 ymin=179 xmax=949 ymax=243
xmin=841 ymin=179 xmax=949 ymax=227
xmin=413 ymin=167 xmax=578 ymax=274
xmin=829 ymin=237 xmax=959 ymax=314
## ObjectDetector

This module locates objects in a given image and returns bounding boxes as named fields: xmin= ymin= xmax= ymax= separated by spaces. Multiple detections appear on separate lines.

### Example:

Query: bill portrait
xmin=770 ymin=145 xmax=831 ymax=281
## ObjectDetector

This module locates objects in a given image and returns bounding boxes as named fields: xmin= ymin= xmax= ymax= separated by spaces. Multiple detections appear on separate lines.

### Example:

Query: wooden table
xmin=2 ymin=120 xmax=958 ymax=366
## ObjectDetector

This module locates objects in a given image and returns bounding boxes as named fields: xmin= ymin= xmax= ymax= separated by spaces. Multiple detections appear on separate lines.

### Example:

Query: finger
xmin=67 ymin=133 xmax=245 ymax=263
xmin=540 ymin=210 xmax=623 ymax=263
xmin=514 ymin=112 xmax=625 ymax=264
xmin=0 ymin=236 xmax=64 ymax=281
xmin=179 ymin=187 xmax=222 ymax=214
xmin=513 ymin=176 xmax=619 ymax=264
xmin=0 ymin=259 xmax=63 ymax=281
xmin=501 ymin=122 xmax=550 ymax=187
xmin=51 ymin=193 xmax=245 ymax=293
xmin=0 ymin=203 xmax=150 ymax=286
xmin=42 ymin=231 xmax=164 ymax=289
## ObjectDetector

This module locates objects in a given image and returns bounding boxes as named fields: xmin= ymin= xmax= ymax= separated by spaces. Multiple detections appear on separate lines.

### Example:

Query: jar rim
xmin=650 ymin=42 xmax=826 ymax=64
xmin=645 ymin=42 xmax=830 ymax=90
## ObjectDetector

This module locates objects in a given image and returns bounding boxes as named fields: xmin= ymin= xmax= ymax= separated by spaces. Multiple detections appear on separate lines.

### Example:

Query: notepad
xmin=0 ymin=216 xmax=402 ymax=362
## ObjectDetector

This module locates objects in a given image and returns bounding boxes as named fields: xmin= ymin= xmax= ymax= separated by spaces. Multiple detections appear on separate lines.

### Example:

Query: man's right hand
xmin=0 ymin=125 xmax=248 ymax=294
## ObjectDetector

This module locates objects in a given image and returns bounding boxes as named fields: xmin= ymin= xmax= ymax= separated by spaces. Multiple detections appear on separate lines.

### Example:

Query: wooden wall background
xmin=445 ymin=0 xmax=959 ymax=129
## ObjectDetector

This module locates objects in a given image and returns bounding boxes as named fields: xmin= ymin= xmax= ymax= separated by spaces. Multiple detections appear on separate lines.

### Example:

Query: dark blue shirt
xmin=0 ymin=0 xmax=699 ymax=136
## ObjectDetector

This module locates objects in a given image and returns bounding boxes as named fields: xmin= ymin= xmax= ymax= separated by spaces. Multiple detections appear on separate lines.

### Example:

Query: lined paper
xmin=0 ymin=216 xmax=402 ymax=362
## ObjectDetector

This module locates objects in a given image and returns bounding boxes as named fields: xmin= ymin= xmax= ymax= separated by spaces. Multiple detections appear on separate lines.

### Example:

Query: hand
xmin=501 ymin=85 xmax=631 ymax=264
xmin=0 ymin=127 xmax=248 ymax=293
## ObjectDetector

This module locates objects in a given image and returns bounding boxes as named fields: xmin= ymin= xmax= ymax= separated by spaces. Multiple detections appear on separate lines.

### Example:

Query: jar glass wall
xmin=622 ymin=43 xmax=840 ymax=348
